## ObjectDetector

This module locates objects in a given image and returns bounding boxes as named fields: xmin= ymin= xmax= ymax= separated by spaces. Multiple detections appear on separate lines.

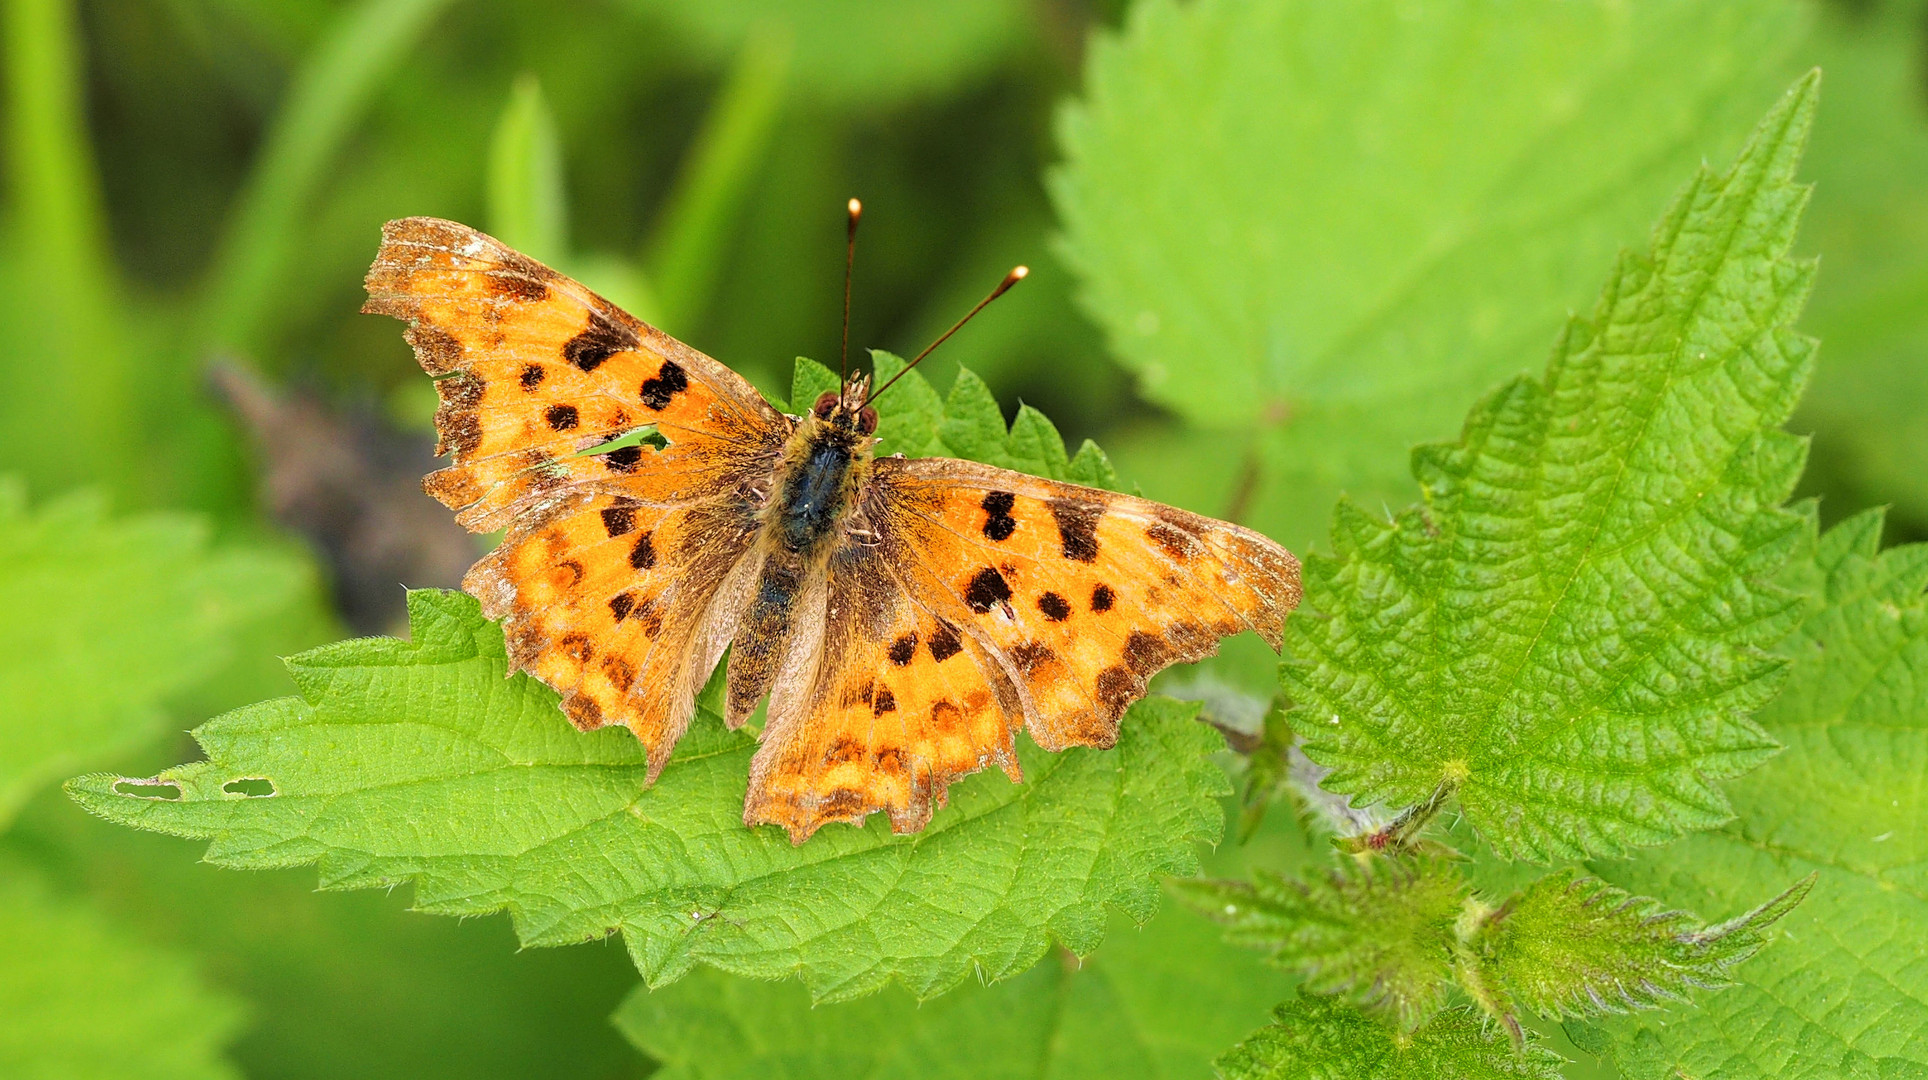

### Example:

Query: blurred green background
xmin=0 ymin=0 xmax=1924 ymax=1077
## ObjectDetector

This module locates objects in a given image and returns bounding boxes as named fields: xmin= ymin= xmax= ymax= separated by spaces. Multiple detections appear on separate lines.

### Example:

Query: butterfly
xmin=363 ymin=215 xmax=1301 ymax=843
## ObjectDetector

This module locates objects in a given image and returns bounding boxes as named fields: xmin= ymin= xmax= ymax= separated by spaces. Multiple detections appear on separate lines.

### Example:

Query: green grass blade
xmin=644 ymin=24 xmax=791 ymax=334
xmin=486 ymin=73 xmax=568 ymax=266
xmin=197 ymin=0 xmax=454 ymax=358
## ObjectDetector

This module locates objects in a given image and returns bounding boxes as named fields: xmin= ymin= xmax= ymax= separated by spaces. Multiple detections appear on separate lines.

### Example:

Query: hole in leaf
xmin=113 ymin=779 xmax=181 ymax=801
xmin=222 ymin=777 xmax=276 ymax=797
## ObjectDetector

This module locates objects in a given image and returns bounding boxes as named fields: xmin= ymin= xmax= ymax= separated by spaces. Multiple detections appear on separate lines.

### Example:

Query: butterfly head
xmin=810 ymin=376 xmax=878 ymax=438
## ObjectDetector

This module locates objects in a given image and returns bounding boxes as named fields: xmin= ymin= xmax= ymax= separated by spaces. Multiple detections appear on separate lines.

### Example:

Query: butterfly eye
xmin=857 ymin=406 xmax=879 ymax=435
xmin=812 ymin=391 xmax=839 ymax=419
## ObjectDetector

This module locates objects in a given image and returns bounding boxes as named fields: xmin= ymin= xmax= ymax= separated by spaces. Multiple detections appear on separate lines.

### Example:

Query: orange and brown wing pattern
xmin=875 ymin=457 xmax=1300 ymax=750
xmin=362 ymin=217 xmax=786 ymax=532
xmin=363 ymin=217 xmax=786 ymax=767
xmin=743 ymin=541 xmax=1026 ymax=839
xmin=744 ymin=458 xmax=1300 ymax=842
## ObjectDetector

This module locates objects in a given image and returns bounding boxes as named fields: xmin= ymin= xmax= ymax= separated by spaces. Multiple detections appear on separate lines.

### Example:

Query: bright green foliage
xmin=1795 ymin=0 xmax=1928 ymax=525
xmin=794 ymin=352 xmax=1120 ymax=489
xmin=1173 ymin=858 xmax=1463 ymax=1033
xmin=67 ymin=589 xmax=1228 ymax=1001
xmin=615 ymin=904 xmax=1295 ymax=1080
xmin=0 ymin=482 xmax=308 ymax=826
xmin=1464 ymin=868 xmax=1814 ymax=1021
xmin=620 ymin=0 xmax=1027 ymax=105
xmin=1215 ymin=996 xmax=1563 ymax=1080
xmin=0 ymin=858 xmax=244 ymax=1080
xmin=1235 ymin=701 xmax=1295 ymax=842
xmin=1282 ymin=76 xmax=1821 ymax=861
xmin=486 ymin=74 xmax=567 ymax=267
xmin=1055 ymin=0 xmax=1808 ymax=551
xmin=1580 ymin=509 xmax=1928 ymax=1078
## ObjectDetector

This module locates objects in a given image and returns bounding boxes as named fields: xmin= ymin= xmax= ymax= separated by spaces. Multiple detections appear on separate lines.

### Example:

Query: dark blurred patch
xmin=212 ymin=363 xmax=474 ymax=633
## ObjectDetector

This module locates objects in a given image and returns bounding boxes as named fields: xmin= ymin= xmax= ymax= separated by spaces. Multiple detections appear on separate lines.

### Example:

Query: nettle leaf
xmin=1055 ymin=0 xmax=1807 ymax=552
xmin=1173 ymin=858 xmax=1463 ymax=1033
xmin=1283 ymin=75 xmax=1821 ymax=861
xmin=0 ymin=858 xmax=244 ymax=1080
xmin=1216 ymin=996 xmax=1563 ymax=1080
xmin=1579 ymin=508 xmax=1928 ymax=1078
xmin=0 ymin=481 xmax=308 ymax=826
xmin=616 ymin=903 xmax=1294 ymax=1080
xmin=1463 ymin=868 xmax=1813 ymax=1022
xmin=68 ymin=593 xmax=1225 ymax=1000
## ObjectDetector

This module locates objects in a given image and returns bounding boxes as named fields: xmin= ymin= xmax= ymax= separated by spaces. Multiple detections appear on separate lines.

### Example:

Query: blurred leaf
xmin=621 ymin=0 xmax=1028 ymax=106
xmin=1578 ymin=509 xmax=1928 ymax=1078
xmin=1282 ymin=76 xmax=1818 ymax=860
xmin=0 ymin=0 xmax=133 ymax=494
xmin=7 ymin=790 xmax=645 ymax=1080
xmin=1215 ymin=996 xmax=1563 ymax=1080
xmin=614 ymin=903 xmax=1295 ymax=1080
xmin=486 ymin=73 xmax=568 ymax=267
xmin=69 ymin=589 xmax=1227 ymax=1002
xmin=0 ymin=480 xmax=309 ymax=826
xmin=1057 ymin=0 xmax=1810 ymax=549
xmin=1793 ymin=0 xmax=1928 ymax=525
xmin=645 ymin=26 xmax=791 ymax=334
xmin=0 ymin=856 xmax=244 ymax=1080
xmin=199 ymin=0 xmax=455 ymax=357
xmin=1173 ymin=858 xmax=1465 ymax=1034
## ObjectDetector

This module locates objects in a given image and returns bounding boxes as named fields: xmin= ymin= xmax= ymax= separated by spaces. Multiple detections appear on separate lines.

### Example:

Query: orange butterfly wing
xmin=744 ymin=458 xmax=1301 ymax=840
xmin=364 ymin=217 xmax=788 ymax=771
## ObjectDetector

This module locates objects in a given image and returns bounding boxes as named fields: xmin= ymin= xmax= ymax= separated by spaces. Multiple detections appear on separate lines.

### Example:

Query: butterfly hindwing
xmin=744 ymin=457 xmax=1301 ymax=841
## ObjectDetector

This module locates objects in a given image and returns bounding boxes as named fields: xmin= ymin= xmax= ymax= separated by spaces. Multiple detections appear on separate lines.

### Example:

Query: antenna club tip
xmin=1011 ymin=265 xmax=1029 ymax=280
xmin=847 ymin=198 xmax=863 ymax=217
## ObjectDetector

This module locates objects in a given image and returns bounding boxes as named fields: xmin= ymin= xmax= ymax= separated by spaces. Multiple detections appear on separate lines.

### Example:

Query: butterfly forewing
xmin=365 ymin=217 xmax=787 ymax=767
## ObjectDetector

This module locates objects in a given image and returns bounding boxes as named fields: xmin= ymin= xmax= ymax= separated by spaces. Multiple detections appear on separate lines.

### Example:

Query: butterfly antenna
xmin=866 ymin=264 xmax=1028 ymax=406
xmin=840 ymin=198 xmax=862 ymax=389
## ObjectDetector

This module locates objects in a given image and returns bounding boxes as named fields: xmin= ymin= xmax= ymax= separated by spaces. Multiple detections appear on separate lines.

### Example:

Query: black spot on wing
xmin=602 ymin=505 xmax=637 ymax=537
xmin=1091 ymin=583 xmax=1115 ymax=613
xmin=564 ymin=312 xmax=638 ymax=372
xmin=639 ymin=360 xmax=689 ymax=410
xmin=609 ymin=592 xmax=636 ymax=621
xmin=519 ymin=363 xmax=545 ymax=390
xmin=1048 ymin=499 xmax=1103 ymax=563
xmin=964 ymin=566 xmax=1013 ymax=614
xmin=873 ymin=685 xmax=897 ymax=716
xmin=629 ymin=531 xmax=657 ymax=570
xmin=603 ymin=444 xmax=643 ymax=473
xmin=1037 ymin=592 xmax=1071 ymax=622
xmin=981 ymin=490 xmax=1017 ymax=541
xmin=928 ymin=620 xmax=963 ymax=662
xmin=888 ymin=633 xmax=918 ymax=666
xmin=545 ymin=404 xmax=579 ymax=431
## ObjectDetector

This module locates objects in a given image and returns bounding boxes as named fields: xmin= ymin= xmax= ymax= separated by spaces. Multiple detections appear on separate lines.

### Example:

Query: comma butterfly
xmin=364 ymin=212 xmax=1301 ymax=842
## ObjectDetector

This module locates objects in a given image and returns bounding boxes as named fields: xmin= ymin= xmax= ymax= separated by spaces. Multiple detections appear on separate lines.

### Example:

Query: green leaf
xmin=1580 ymin=508 xmax=1928 ymax=1077
xmin=0 ymin=857 xmax=244 ymax=1080
xmin=1281 ymin=75 xmax=1821 ymax=861
xmin=486 ymin=73 xmax=567 ymax=267
xmin=1215 ymin=996 xmax=1563 ymax=1080
xmin=614 ymin=903 xmax=1296 ymax=1080
xmin=1463 ymin=868 xmax=1814 ymax=1022
xmin=68 ymin=590 xmax=1228 ymax=1001
xmin=1173 ymin=858 xmax=1464 ymax=1033
xmin=0 ymin=481 xmax=309 ymax=826
xmin=619 ymin=0 xmax=1027 ymax=106
xmin=1056 ymin=0 xmax=1809 ymax=550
